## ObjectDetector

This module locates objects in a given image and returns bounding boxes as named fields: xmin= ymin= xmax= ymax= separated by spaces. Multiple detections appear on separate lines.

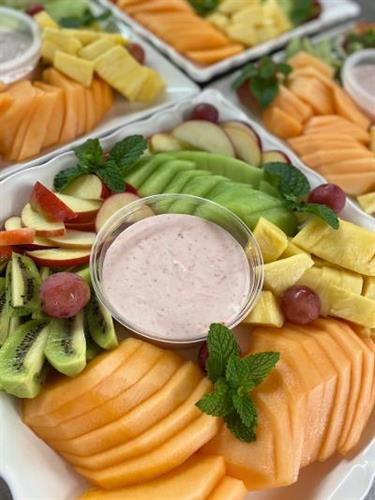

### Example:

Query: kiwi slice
xmin=76 ymin=266 xmax=91 ymax=285
xmin=85 ymin=294 xmax=118 ymax=350
xmin=44 ymin=312 xmax=87 ymax=377
xmin=0 ymin=277 xmax=10 ymax=346
xmin=85 ymin=335 xmax=103 ymax=362
xmin=40 ymin=267 xmax=51 ymax=282
xmin=0 ymin=319 xmax=50 ymax=398
xmin=10 ymin=253 xmax=41 ymax=316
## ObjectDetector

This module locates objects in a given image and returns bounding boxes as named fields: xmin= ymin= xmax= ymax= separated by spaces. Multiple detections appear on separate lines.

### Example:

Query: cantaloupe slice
xmin=125 ymin=0 xmax=193 ymax=14
xmin=262 ymin=106 xmax=303 ymax=139
xmin=288 ymin=77 xmax=334 ymax=115
xmin=288 ymin=52 xmax=335 ymax=78
xmin=17 ymin=87 xmax=59 ymax=161
xmin=42 ymin=68 xmax=79 ymax=143
xmin=49 ymin=361 xmax=202 ymax=456
xmin=101 ymin=79 xmax=114 ymax=114
xmin=318 ymin=158 xmax=375 ymax=175
xmin=288 ymin=139 xmax=366 ymax=157
xmin=84 ymin=86 xmax=97 ymax=133
xmin=304 ymin=122 xmax=370 ymax=145
xmin=301 ymin=149 xmax=374 ymax=169
xmin=91 ymin=78 xmax=104 ymax=124
xmin=326 ymin=173 xmax=375 ymax=196
xmin=31 ymin=341 xmax=164 ymax=438
xmin=42 ymin=350 xmax=182 ymax=440
xmin=61 ymin=378 xmax=212 ymax=470
xmin=33 ymin=82 xmax=64 ymax=148
xmin=0 ymin=81 xmax=36 ymax=155
xmin=332 ymin=86 xmax=371 ymax=131
xmin=186 ymin=44 xmax=244 ymax=64
xmin=273 ymin=86 xmax=308 ymax=124
xmin=79 ymin=454 xmax=226 ymax=500
xmin=0 ymin=92 xmax=12 ymax=114
xmin=75 ymin=413 xmax=220 ymax=489
xmin=168 ymin=31 xmax=230 ymax=52
xmin=23 ymin=338 xmax=142 ymax=425
xmin=208 ymin=476 xmax=248 ymax=500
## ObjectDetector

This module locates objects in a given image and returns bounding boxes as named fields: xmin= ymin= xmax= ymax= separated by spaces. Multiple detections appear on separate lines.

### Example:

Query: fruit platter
xmin=210 ymin=22 xmax=375 ymax=225
xmin=0 ymin=90 xmax=374 ymax=500
xmin=0 ymin=3 xmax=198 ymax=178
xmin=100 ymin=0 xmax=360 ymax=81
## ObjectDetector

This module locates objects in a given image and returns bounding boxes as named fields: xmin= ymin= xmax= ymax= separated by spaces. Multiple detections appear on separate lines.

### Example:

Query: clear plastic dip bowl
xmin=91 ymin=194 xmax=264 ymax=347
xmin=0 ymin=7 xmax=41 ymax=84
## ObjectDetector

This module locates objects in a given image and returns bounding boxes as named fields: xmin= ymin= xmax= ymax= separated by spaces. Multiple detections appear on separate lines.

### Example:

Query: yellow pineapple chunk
xmin=243 ymin=290 xmax=284 ymax=327
xmin=363 ymin=277 xmax=375 ymax=300
xmin=293 ymin=218 xmax=375 ymax=277
xmin=95 ymin=46 xmax=139 ymax=97
xmin=219 ymin=0 xmax=260 ymax=15
xmin=280 ymin=240 xmax=310 ymax=259
xmin=206 ymin=13 xmax=230 ymax=30
xmin=41 ymin=40 xmax=59 ymax=62
xmin=61 ymin=29 xmax=127 ymax=46
xmin=253 ymin=217 xmax=288 ymax=263
xmin=327 ymin=286 xmax=375 ymax=328
xmin=263 ymin=253 xmax=314 ymax=296
xmin=79 ymin=38 xmax=116 ymax=61
xmin=322 ymin=266 xmax=363 ymax=295
xmin=34 ymin=11 xmax=58 ymax=29
xmin=54 ymin=51 xmax=94 ymax=87
xmin=43 ymin=28 xmax=82 ymax=54
xmin=136 ymin=69 xmax=165 ymax=102
xmin=357 ymin=192 xmax=375 ymax=215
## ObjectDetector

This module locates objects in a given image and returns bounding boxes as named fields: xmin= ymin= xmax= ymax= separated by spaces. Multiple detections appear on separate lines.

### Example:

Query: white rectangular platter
xmin=97 ymin=0 xmax=360 ymax=82
xmin=0 ymin=22 xmax=199 ymax=181
xmin=0 ymin=89 xmax=374 ymax=500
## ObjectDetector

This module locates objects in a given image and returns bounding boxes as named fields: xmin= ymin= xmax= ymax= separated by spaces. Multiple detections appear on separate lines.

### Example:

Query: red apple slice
xmin=0 ymin=228 xmax=35 ymax=246
xmin=0 ymin=245 xmax=13 ymax=270
xmin=26 ymin=248 xmax=91 ymax=268
xmin=172 ymin=120 xmax=235 ymax=157
xmin=46 ymin=230 xmax=96 ymax=249
xmin=262 ymin=150 xmax=291 ymax=164
xmin=4 ymin=216 xmax=53 ymax=249
xmin=30 ymin=182 xmax=77 ymax=222
xmin=4 ymin=216 xmax=22 ymax=230
xmin=62 ymin=174 xmax=110 ymax=201
xmin=221 ymin=121 xmax=262 ymax=166
xmin=55 ymin=193 xmax=102 ymax=223
xmin=65 ymin=220 xmax=96 ymax=232
xmin=21 ymin=203 xmax=66 ymax=237
xmin=95 ymin=193 xmax=143 ymax=232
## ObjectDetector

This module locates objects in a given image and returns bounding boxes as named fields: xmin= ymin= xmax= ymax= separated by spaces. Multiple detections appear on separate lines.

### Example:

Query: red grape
xmin=128 ymin=43 xmax=145 ymax=65
xmin=308 ymin=184 xmax=346 ymax=214
xmin=26 ymin=4 xmax=45 ymax=16
xmin=191 ymin=103 xmax=219 ymax=123
xmin=41 ymin=272 xmax=91 ymax=319
xmin=198 ymin=342 xmax=208 ymax=372
xmin=281 ymin=286 xmax=321 ymax=324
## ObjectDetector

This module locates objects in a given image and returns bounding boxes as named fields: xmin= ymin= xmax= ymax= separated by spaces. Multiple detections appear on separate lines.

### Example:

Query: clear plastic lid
xmin=0 ymin=7 xmax=41 ymax=84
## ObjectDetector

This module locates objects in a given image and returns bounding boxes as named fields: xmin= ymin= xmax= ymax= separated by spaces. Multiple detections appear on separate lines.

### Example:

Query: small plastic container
xmin=342 ymin=49 xmax=375 ymax=119
xmin=0 ymin=7 xmax=41 ymax=84
xmin=91 ymin=194 xmax=264 ymax=347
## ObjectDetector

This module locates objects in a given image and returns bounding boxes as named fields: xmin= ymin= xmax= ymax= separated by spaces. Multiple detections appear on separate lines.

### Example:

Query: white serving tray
xmin=97 ymin=0 xmax=360 ymax=82
xmin=0 ymin=23 xmax=199 ymax=181
xmin=0 ymin=89 xmax=374 ymax=500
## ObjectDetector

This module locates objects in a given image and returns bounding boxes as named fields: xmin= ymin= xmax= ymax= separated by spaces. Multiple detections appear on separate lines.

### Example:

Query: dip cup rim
xmin=90 ymin=193 xmax=264 ymax=346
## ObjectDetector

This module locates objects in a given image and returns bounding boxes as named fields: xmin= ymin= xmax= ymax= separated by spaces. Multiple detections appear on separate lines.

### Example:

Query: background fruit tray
xmin=0 ymin=17 xmax=199 ymax=181
xmin=0 ymin=89 xmax=374 ymax=500
xmin=98 ymin=0 xmax=360 ymax=82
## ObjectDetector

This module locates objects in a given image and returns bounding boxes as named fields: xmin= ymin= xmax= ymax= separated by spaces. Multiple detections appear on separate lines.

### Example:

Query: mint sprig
xmin=232 ymin=57 xmax=292 ymax=109
xmin=53 ymin=136 xmax=147 ymax=193
xmin=196 ymin=324 xmax=279 ymax=443
xmin=188 ymin=0 xmax=219 ymax=16
xmin=264 ymin=162 xmax=339 ymax=229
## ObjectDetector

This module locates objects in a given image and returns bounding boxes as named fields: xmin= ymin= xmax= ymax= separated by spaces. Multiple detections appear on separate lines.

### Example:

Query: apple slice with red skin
xmin=262 ymin=150 xmax=291 ymax=164
xmin=47 ymin=230 xmax=96 ymax=249
xmin=4 ymin=216 xmax=53 ymax=249
xmin=95 ymin=193 xmax=144 ymax=232
xmin=0 ymin=245 xmax=13 ymax=271
xmin=172 ymin=120 xmax=235 ymax=157
xmin=62 ymin=175 xmax=111 ymax=201
xmin=0 ymin=228 xmax=35 ymax=246
xmin=55 ymin=193 xmax=102 ymax=223
xmin=30 ymin=182 xmax=77 ymax=222
xmin=125 ymin=183 xmax=140 ymax=197
xmin=65 ymin=220 xmax=96 ymax=232
xmin=221 ymin=121 xmax=262 ymax=166
xmin=26 ymin=248 xmax=91 ymax=268
xmin=21 ymin=204 xmax=66 ymax=237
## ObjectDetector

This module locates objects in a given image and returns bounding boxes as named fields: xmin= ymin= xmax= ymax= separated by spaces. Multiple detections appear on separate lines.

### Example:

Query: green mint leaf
xmin=60 ymin=8 xmax=111 ymax=28
xmin=206 ymin=324 xmax=240 ymax=383
xmin=53 ymin=166 xmax=85 ymax=192
xmin=224 ymin=411 xmax=256 ymax=443
xmin=263 ymin=162 xmax=310 ymax=198
xmin=290 ymin=0 xmax=319 ymax=25
xmin=109 ymin=135 xmax=148 ymax=172
xmin=196 ymin=379 xmax=232 ymax=417
xmin=243 ymin=352 xmax=280 ymax=387
xmin=250 ymin=76 xmax=279 ymax=109
xmin=293 ymin=202 xmax=340 ymax=230
xmin=232 ymin=393 xmax=258 ymax=428
xmin=96 ymin=160 xmax=125 ymax=193
xmin=277 ymin=62 xmax=292 ymax=76
xmin=74 ymin=139 xmax=103 ymax=170
xmin=226 ymin=355 xmax=254 ymax=390
xmin=188 ymin=0 xmax=219 ymax=16
xmin=258 ymin=57 xmax=274 ymax=79
xmin=232 ymin=63 xmax=258 ymax=90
